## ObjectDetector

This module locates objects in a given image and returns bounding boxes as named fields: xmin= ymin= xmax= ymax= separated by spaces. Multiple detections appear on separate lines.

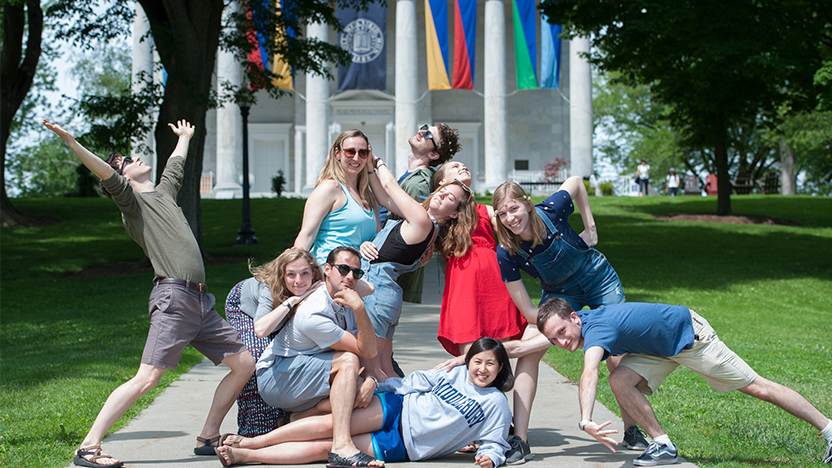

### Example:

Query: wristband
xmin=283 ymin=300 xmax=292 ymax=309
xmin=578 ymin=419 xmax=592 ymax=431
xmin=375 ymin=159 xmax=385 ymax=169
xmin=367 ymin=375 xmax=379 ymax=388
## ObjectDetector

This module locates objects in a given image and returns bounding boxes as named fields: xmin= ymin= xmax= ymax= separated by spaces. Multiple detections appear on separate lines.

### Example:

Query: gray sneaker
xmin=622 ymin=425 xmax=649 ymax=451
xmin=505 ymin=435 xmax=533 ymax=465
xmin=633 ymin=442 xmax=678 ymax=466
xmin=823 ymin=437 xmax=832 ymax=464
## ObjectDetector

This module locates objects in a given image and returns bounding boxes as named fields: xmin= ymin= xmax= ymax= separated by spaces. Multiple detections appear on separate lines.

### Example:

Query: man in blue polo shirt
xmin=537 ymin=298 xmax=832 ymax=466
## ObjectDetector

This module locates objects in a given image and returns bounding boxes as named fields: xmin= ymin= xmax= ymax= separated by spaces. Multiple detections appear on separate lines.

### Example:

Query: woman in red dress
xmin=434 ymin=162 xmax=543 ymax=464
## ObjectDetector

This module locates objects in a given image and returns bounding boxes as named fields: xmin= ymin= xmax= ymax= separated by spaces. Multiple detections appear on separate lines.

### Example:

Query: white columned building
xmin=304 ymin=22 xmax=331 ymax=194
xmin=569 ymin=36 xmax=593 ymax=179
xmin=213 ymin=1 xmax=243 ymax=199
xmin=394 ymin=0 xmax=418 ymax=176
xmin=131 ymin=2 xmax=156 ymax=179
xmin=483 ymin=0 xmax=508 ymax=192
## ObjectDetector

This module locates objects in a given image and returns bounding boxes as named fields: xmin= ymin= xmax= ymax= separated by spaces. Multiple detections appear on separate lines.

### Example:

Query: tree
xmin=49 ymin=0 xmax=370 ymax=256
xmin=543 ymin=0 xmax=828 ymax=213
xmin=1 ymin=0 xmax=44 ymax=227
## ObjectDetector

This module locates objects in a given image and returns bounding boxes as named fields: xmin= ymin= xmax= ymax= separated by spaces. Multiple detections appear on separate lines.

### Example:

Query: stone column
xmin=483 ymin=0 xmax=507 ymax=191
xmin=304 ymin=22 xmax=330 ymax=194
xmin=569 ymin=36 xmax=593 ymax=179
xmin=394 ymin=0 xmax=418 ymax=176
xmin=213 ymin=1 xmax=243 ymax=198
xmin=131 ymin=2 xmax=155 ymax=179
xmin=294 ymin=125 xmax=306 ymax=195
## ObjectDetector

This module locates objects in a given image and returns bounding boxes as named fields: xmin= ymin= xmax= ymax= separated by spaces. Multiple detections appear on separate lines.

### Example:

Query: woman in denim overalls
xmin=361 ymin=156 xmax=478 ymax=381
xmin=488 ymin=178 xmax=637 ymax=462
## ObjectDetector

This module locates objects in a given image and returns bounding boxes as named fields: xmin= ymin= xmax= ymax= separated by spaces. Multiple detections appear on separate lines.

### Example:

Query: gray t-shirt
xmin=256 ymin=286 xmax=358 ymax=370
xmin=102 ymin=156 xmax=204 ymax=283
xmin=240 ymin=277 xmax=276 ymax=322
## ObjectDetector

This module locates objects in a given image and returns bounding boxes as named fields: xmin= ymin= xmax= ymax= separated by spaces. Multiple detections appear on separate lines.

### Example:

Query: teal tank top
xmin=310 ymin=182 xmax=377 ymax=265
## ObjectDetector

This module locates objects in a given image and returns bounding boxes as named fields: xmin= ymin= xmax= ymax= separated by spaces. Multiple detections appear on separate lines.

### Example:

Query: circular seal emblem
xmin=339 ymin=18 xmax=384 ymax=64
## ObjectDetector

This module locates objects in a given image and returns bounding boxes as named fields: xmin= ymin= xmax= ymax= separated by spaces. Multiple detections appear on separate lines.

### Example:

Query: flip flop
xmin=215 ymin=446 xmax=238 ymax=467
xmin=74 ymin=446 xmax=124 ymax=468
xmin=220 ymin=433 xmax=245 ymax=448
xmin=326 ymin=450 xmax=384 ymax=468
xmin=194 ymin=434 xmax=221 ymax=455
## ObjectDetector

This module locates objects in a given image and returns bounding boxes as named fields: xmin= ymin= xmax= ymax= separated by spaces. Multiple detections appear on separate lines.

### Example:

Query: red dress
xmin=437 ymin=203 xmax=528 ymax=356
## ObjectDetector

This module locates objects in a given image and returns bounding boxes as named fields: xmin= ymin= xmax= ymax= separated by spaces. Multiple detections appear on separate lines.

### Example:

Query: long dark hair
xmin=465 ymin=337 xmax=514 ymax=392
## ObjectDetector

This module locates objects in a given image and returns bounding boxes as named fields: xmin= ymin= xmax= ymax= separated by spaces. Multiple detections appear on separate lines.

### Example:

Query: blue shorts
xmin=371 ymin=392 xmax=408 ymax=462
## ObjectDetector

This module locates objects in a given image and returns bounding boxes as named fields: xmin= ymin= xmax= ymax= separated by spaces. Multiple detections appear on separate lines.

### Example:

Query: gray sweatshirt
xmin=376 ymin=366 xmax=511 ymax=466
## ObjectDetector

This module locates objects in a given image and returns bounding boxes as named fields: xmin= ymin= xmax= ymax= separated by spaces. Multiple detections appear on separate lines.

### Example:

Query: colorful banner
xmin=425 ymin=0 xmax=451 ymax=90
xmin=512 ymin=0 xmax=538 ymax=90
xmin=337 ymin=3 xmax=387 ymax=92
xmin=540 ymin=15 xmax=562 ymax=89
xmin=247 ymin=0 xmax=295 ymax=90
xmin=452 ymin=0 xmax=476 ymax=89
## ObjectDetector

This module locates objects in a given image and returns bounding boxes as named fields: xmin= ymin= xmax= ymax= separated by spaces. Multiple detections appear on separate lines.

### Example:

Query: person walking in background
xmin=293 ymin=130 xmax=380 ymax=266
xmin=537 ymin=298 xmax=832 ymax=466
xmin=43 ymin=118 xmax=254 ymax=467
xmin=637 ymin=158 xmax=650 ymax=196
xmin=666 ymin=168 xmax=679 ymax=196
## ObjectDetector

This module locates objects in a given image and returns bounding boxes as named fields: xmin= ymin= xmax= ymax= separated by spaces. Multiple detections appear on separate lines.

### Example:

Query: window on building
xmin=514 ymin=160 xmax=529 ymax=170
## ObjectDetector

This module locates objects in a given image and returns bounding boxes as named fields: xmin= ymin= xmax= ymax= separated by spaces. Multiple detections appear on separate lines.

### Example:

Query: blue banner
xmin=338 ymin=4 xmax=387 ymax=92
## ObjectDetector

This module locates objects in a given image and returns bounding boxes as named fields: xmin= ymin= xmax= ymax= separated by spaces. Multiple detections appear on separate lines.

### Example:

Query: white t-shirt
xmin=638 ymin=164 xmax=651 ymax=180
xmin=256 ymin=286 xmax=358 ymax=370
xmin=667 ymin=174 xmax=679 ymax=188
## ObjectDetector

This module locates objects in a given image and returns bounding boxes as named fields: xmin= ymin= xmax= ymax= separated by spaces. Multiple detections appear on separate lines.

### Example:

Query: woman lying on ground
xmin=359 ymin=154 xmax=478 ymax=381
xmin=216 ymin=337 xmax=513 ymax=468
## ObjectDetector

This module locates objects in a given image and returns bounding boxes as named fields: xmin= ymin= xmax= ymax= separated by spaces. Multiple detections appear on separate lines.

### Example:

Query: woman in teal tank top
xmin=293 ymin=130 xmax=380 ymax=265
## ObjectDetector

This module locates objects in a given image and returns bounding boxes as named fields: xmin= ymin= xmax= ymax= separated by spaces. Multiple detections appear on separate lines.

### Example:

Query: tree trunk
xmin=0 ymin=0 xmax=43 ymax=228
xmin=713 ymin=114 xmax=732 ymax=216
xmin=778 ymin=139 xmax=797 ymax=195
xmin=141 ymin=0 xmax=224 ymax=258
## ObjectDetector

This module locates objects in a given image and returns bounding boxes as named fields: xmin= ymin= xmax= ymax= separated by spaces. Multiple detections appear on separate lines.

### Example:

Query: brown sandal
xmin=216 ymin=446 xmax=239 ymax=467
xmin=220 ymin=433 xmax=245 ymax=448
xmin=194 ymin=434 xmax=221 ymax=455
xmin=74 ymin=445 xmax=124 ymax=467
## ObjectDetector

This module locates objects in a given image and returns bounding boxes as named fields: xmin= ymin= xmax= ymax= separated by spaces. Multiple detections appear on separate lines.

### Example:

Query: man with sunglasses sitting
xmin=255 ymin=246 xmax=384 ymax=468
xmin=378 ymin=123 xmax=462 ymax=304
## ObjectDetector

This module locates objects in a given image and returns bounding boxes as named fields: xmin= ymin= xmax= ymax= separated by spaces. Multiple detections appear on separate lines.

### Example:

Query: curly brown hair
xmin=431 ymin=123 xmax=462 ymax=166
xmin=425 ymin=180 xmax=478 ymax=258
xmin=249 ymin=249 xmax=323 ymax=307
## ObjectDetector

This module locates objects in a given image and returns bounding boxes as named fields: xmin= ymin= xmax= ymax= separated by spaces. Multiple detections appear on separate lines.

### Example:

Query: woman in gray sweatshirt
xmin=216 ymin=338 xmax=514 ymax=468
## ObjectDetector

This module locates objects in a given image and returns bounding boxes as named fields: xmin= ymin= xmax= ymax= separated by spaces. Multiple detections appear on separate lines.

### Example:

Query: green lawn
xmin=1 ymin=194 xmax=830 ymax=468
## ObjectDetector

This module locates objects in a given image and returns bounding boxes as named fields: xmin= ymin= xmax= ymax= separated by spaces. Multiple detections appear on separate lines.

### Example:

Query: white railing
xmin=508 ymin=169 xmax=568 ymax=194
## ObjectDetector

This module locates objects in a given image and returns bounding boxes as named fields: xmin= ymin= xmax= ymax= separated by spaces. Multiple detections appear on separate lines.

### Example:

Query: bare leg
xmin=608 ymin=366 xmax=665 ymax=438
xmin=739 ymin=376 xmax=830 ymax=430
xmin=328 ymin=351 xmax=383 ymax=466
xmin=197 ymin=350 xmax=255 ymax=443
xmin=379 ymin=338 xmax=396 ymax=381
xmin=218 ymin=434 xmax=377 ymax=465
xmin=77 ymin=364 xmax=166 ymax=465
xmin=606 ymin=355 xmax=639 ymax=428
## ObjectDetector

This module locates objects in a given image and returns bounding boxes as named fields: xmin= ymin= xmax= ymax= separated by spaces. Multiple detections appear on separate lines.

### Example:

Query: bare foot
xmin=221 ymin=433 xmax=246 ymax=448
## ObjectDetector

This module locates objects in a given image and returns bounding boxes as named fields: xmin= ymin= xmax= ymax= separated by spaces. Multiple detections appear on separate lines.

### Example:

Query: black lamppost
xmin=236 ymin=104 xmax=258 ymax=244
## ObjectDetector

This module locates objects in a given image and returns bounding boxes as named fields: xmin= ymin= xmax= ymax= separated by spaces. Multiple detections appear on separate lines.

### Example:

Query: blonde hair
xmin=316 ymin=129 xmax=377 ymax=210
xmin=491 ymin=182 xmax=546 ymax=256
xmin=249 ymin=249 xmax=323 ymax=307
xmin=426 ymin=180 xmax=479 ymax=258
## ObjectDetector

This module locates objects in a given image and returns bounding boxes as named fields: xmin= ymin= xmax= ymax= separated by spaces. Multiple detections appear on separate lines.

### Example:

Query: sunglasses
xmin=420 ymin=124 xmax=439 ymax=152
xmin=118 ymin=156 xmax=134 ymax=175
xmin=329 ymin=263 xmax=364 ymax=279
xmin=342 ymin=147 xmax=370 ymax=159
xmin=453 ymin=180 xmax=472 ymax=194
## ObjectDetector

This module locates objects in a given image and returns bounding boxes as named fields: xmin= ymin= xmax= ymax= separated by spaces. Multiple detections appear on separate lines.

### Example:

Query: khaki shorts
xmin=619 ymin=310 xmax=758 ymax=395
xmin=142 ymin=282 xmax=246 ymax=370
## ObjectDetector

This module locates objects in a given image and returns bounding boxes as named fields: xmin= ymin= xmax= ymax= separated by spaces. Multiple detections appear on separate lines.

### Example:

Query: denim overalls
xmin=514 ymin=207 xmax=624 ymax=311
xmin=363 ymin=219 xmax=437 ymax=339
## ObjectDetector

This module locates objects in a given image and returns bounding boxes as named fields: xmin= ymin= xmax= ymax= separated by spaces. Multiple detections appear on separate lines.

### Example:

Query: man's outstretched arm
xmin=167 ymin=120 xmax=195 ymax=160
xmin=43 ymin=119 xmax=113 ymax=179
xmin=579 ymin=346 xmax=619 ymax=452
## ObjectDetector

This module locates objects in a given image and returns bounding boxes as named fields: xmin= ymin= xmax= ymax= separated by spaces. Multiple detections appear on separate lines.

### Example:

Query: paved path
xmin=69 ymin=260 xmax=697 ymax=468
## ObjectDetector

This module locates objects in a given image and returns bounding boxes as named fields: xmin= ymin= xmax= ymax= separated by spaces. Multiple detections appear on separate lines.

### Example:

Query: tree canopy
xmin=544 ymin=0 xmax=830 ymax=213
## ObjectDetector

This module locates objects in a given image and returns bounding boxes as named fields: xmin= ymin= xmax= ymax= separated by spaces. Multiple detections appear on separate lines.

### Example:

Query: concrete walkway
xmin=70 ymin=259 xmax=697 ymax=468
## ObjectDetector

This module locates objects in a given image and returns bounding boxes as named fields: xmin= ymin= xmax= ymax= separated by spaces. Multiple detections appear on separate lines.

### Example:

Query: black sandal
xmin=326 ymin=450 xmax=384 ymax=468
xmin=194 ymin=434 xmax=221 ymax=455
